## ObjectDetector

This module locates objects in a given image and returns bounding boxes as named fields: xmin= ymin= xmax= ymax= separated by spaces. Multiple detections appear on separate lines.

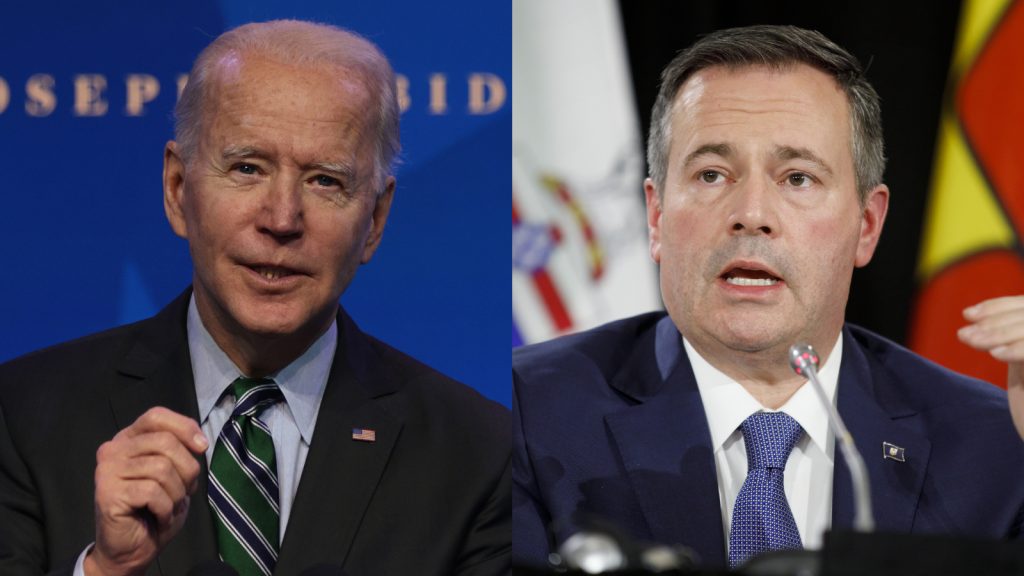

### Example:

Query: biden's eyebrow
xmin=221 ymin=146 xmax=356 ymax=179
xmin=772 ymin=145 xmax=835 ymax=177
xmin=311 ymin=161 xmax=355 ymax=180
xmin=221 ymin=145 xmax=268 ymax=160
xmin=682 ymin=143 xmax=735 ymax=169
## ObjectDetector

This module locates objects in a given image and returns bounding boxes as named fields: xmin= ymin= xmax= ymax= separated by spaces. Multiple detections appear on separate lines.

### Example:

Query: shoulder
xmin=0 ymin=318 xmax=156 ymax=456
xmin=0 ymin=287 xmax=190 ymax=408
xmin=513 ymin=312 xmax=666 ymax=383
xmin=846 ymin=323 xmax=1008 ymax=410
xmin=0 ymin=320 xmax=145 ymax=400
xmin=512 ymin=312 xmax=668 ymax=425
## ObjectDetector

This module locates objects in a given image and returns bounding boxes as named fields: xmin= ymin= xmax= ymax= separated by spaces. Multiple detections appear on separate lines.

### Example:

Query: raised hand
xmin=957 ymin=296 xmax=1024 ymax=441
xmin=84 ymin=407 xmax=208 ymax=576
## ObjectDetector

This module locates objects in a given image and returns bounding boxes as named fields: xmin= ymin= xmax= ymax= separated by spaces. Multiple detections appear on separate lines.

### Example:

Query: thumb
xmin=1007 ymin=364 xmax=1024 ymax=443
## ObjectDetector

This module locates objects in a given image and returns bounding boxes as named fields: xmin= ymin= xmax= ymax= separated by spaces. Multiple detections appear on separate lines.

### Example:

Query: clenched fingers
xmin=90 ymin=407 xmax=207 ymax=575
xmin=100 ymin=455 xmax=191 ymax=504
xmin=115 ymin=406 xmax=208 ymax=454
xmin=98 ymin=431 xmax=203 ymax=493
xmin=110 ymin=478 xmax=182 ymax=532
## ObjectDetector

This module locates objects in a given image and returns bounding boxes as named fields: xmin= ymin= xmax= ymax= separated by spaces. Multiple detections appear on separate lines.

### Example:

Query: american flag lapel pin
xmin=883 ymin=442 xmax=905 ymax=462
xmin=352 ymin=428 xmax=376 ymax=442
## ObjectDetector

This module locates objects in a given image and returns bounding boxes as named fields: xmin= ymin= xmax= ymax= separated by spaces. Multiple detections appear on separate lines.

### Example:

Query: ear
xmin=163 ymin=141 xmax=189 ymax=239
xmin=360 ymin=175 xmax=395 ymax=264
xmin=645 ymin=178 xmax=664 ymax=264
xmin=854 ymin=183 xmax=889 ymax=267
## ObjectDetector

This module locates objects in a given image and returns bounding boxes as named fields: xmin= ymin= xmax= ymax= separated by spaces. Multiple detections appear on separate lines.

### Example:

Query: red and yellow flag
xmin=910 ymin=0 xmax=1024 ymax=388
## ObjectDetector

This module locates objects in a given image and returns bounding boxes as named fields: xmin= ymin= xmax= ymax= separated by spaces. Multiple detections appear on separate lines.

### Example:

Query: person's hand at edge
xmin=958 ymin=296 xmax=1024 ymax=441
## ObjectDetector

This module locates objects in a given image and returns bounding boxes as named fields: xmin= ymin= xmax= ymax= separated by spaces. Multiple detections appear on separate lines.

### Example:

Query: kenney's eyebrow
xmin=772 ymin=145 xmax=834 ymax=177
xmin=682 ymin=143 xmax=735 ymax=169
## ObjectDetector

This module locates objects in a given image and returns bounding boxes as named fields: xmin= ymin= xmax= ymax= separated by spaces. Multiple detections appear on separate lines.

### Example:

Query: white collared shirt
xmin=684 ymin=333 xmax=841 ymax=551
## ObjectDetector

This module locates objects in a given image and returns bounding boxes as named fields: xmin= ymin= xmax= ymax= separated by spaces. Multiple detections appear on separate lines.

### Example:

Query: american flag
xmin=352 ymin=428 xmax=376 ymax=442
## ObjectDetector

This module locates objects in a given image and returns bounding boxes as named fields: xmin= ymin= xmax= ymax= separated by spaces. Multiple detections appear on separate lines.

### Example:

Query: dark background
xmin=618 ymin=0 xmax=963 ymax=345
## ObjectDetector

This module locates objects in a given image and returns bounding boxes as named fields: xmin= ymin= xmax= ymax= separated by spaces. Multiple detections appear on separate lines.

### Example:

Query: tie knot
xmin=229 ymin=377 xmax=283 ymax=419
xmin=740 ymin=411 xmax=803 ymax=470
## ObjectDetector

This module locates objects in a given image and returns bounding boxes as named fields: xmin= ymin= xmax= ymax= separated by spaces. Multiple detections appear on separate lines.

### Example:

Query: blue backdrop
xmin=0 ymin=1 xmax=510 ymax=407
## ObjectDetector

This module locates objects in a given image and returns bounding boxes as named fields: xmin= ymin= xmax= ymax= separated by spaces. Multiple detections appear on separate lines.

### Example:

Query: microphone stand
xmin=789 ymin=343 xmax=874 ymax=532
xmin=515 ymin=343 xmax=1024 ymax=576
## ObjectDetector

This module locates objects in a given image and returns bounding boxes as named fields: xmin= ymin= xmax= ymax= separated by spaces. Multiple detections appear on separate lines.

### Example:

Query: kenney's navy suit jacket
xmin=512 ymin=312 xmax=1024 ymax=568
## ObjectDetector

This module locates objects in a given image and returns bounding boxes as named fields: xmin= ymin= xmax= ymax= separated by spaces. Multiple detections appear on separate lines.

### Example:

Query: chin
xmin=232 ymin=301 xmax=318 ymax=339
xmin=720 ymin=333 xmax=785 ymax=353
xmin=238 ymin=316 xmax=307 ymax=339
xmin=710 ymin=315 xmax=793 ymax=353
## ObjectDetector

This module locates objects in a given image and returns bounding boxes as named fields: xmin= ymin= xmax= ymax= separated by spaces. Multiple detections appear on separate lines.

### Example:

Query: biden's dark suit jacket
xmin=0 ymin=287 xmax=511 ymax=576
xmin=513 ymin=313 xmax=1024 ymax=568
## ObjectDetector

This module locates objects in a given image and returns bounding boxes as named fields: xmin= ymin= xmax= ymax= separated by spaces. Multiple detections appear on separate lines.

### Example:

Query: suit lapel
xmin=604 ymin=317 xmax=726 ymax=567
xmin=832 ymin=326 xmax=931 ymax=534
xmin=275 ymin=308 xmax=403 ymax=574
xmin=107 ymin=288 xmax=219 ymax=574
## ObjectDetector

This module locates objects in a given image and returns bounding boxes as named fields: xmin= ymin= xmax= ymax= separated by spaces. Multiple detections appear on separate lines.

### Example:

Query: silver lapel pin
xmin=883 ymin=442 xmax=905 ymax=462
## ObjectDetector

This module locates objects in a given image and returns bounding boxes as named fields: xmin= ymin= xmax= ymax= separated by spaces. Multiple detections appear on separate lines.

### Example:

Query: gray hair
xmin=174 ymin=20 xmax=401 ymax=194
xmin=647 ymin=25 xmax=885 ymax=206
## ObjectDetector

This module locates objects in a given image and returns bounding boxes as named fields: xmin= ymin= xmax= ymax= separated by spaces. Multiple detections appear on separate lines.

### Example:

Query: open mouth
xmin=249 ymin=264 xmax=297 ymax=280
xmin=721 ymin=267 xmax=781 ymax=287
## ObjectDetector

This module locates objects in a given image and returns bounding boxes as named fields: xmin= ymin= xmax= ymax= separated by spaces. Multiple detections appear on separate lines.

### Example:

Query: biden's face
xmin=164 ymin=53 xmax=392 ymax=341
xmin=646 ymin=64 xmax=887 ymax=358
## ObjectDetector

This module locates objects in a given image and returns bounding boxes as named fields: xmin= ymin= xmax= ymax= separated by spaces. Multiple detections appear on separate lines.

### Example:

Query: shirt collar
xmin=684 ymin=332 xmax=842 ymax=461
xmin=187 ymin=294 xmax=336 ymax=444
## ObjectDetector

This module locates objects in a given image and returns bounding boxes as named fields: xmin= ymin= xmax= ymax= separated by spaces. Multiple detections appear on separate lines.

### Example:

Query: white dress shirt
xmin=74 ymin=295 xmax=335 ymax=575
xmin=683 ymin=333 xmax=841 ymax=551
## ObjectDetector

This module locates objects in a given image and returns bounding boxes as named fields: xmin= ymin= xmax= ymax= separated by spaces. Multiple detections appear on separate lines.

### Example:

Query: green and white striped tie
xmin=208 ymin=377 xmax=284 ymax=576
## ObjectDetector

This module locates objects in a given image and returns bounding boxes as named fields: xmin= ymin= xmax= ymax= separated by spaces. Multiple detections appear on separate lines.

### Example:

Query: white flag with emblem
xmin=513 ymin=0 xmax=661 ymax=346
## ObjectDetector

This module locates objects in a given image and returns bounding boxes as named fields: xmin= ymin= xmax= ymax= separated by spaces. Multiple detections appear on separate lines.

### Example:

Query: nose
xmin=727 ymin=176 xmax=780 ymax=237
xmin=257 ymin=174 xmax=304 ymax=239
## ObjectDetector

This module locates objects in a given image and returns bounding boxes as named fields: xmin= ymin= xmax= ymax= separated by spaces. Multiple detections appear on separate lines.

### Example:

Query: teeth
xmin=255 ymin=266 xmax=288 ymax=280
xmin=726 ymin=277 xmax=778 ymax=286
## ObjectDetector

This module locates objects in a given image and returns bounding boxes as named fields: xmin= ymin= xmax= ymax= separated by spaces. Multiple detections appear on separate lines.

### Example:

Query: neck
xmin=683 ymin=327 xmax=841 ymax=410
xmin=193 ymin=289 xmax=336 ymax=378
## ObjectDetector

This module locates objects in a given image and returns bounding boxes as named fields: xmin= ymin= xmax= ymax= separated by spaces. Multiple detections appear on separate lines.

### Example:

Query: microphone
xmin=186 ymin=560 xmax=241 ymax=576
xmin=551 ymin=515 xmax=699 ymax=573
xmin=789 ymin=342 xmax=874 ymax=532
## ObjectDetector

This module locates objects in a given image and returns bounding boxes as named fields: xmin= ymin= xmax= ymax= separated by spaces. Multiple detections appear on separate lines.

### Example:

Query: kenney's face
xmin=165 ymin=53 xmax=392 ymax=342
xmin=646 ymin=64 xmax=887 ymax=360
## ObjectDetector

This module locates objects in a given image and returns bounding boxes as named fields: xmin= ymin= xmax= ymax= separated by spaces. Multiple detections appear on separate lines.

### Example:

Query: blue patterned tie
xmin=728 ymin=411 xmax=804 ymax=568
xmin=208 ymin=377 xmax=284 ymax=576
